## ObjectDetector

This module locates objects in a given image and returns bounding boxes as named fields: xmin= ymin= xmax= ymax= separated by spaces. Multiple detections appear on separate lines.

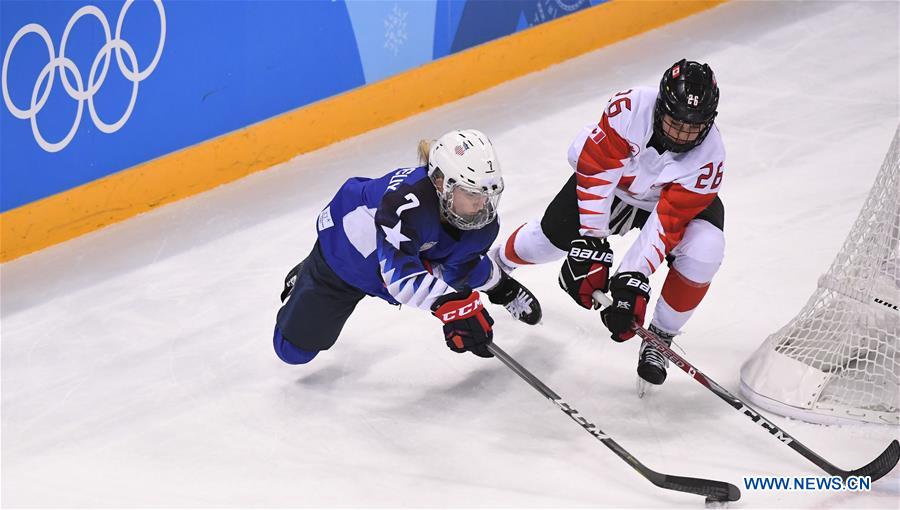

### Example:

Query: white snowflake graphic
xmin=534 ymin=0 xmax=589 ymax=25
xmin=384 ymin=3 xmax=408 ymax=56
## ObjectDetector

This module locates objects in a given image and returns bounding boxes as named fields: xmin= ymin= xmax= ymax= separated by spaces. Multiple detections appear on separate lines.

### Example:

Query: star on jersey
xmin=381 ymin=219 xmax=410 ymax=249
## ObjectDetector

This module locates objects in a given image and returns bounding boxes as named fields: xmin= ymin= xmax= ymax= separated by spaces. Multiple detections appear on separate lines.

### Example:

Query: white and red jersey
xmin=567 ymin=86 xmax=725 ymax=276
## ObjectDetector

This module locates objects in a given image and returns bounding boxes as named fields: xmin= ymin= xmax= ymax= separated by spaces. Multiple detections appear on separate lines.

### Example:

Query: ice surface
xmin=2 ymin=1 xmax=899 ymax=507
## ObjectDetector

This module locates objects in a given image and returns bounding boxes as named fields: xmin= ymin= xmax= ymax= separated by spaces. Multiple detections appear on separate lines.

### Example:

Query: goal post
xmin=740 ymin=125 xmax=900 ymax=426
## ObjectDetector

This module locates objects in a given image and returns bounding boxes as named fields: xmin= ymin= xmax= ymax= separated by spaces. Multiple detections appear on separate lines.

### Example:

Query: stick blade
xmin=659 ymin=474 xmax=741 ymax=502
xmin=847 ymin=439 xmax=900 ymax=482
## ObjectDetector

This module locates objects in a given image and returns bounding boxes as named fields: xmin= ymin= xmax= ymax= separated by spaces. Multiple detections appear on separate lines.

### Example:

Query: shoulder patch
xmin=317 ymin=206 xmax=334 ymax=231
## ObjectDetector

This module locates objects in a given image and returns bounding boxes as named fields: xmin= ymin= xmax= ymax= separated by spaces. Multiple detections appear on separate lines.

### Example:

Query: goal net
xmin=740 ymin=125 xmax=900 ymax=426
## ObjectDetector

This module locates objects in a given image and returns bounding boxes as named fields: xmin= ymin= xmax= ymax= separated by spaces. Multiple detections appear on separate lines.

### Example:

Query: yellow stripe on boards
xmin=0 ymin=0 xmax=725 ymax=262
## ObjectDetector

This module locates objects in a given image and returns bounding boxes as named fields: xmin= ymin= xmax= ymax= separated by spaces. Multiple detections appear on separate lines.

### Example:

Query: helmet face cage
xmin=653 ymin=59 xmax=719 ymax=153
xmin=439 ymin=178 xmax=503 ymax=230
xmin=660 ymin=113 xmax=709 ymax=145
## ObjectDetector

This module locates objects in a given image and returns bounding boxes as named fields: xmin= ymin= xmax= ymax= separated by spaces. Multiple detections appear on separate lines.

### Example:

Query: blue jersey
xmin=315 ymin=166 xmax=499 ymax=310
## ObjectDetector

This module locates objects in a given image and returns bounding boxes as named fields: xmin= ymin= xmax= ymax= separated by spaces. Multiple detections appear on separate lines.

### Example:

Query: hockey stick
xmin=592 ymin=291 xmax=900 ymax=483
xmin=488 ymin=342 xmax=741 ymax=503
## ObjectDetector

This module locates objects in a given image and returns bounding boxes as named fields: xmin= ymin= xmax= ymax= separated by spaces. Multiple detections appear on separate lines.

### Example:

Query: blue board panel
xmin=0 ymin=0 xmax=597 ymax=213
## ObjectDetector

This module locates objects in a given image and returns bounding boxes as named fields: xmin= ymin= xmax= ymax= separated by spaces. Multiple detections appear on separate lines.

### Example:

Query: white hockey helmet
xmin=427 ymin=129 xmax=504 ymax=230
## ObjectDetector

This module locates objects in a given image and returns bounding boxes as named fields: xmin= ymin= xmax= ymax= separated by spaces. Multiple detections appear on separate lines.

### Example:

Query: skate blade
xmin=635 ymin=376 xmax=652 ymax=399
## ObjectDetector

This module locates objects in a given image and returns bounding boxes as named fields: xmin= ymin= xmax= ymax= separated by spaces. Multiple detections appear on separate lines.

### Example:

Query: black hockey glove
xmin=431 ymin=290 xmax=494 ymax=358
xmin=558 ymin=236 xmax=614 ymax=309
xmin=485 ymin=271 xmax=542 ymax=325
xmin=600 ymin=272 xmax=650 ymax=342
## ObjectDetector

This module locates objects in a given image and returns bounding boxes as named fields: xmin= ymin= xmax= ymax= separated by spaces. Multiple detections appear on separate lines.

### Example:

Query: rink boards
xmin=0 ymin=0 xmax=721 ymax=262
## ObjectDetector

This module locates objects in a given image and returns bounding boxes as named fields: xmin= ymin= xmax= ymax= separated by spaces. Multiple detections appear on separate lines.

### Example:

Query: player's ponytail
xmin=417 ymin=139 xmax=432 ymax=166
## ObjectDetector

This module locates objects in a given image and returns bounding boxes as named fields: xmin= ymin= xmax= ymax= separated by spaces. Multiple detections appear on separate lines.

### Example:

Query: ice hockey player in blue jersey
xmin=273 ymin=129 xmax=542 ymax=365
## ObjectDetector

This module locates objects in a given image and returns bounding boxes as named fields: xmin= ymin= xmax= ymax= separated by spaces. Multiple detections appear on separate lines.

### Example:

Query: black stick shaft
xmin=636 ymin=325 xmax=898 ymax=481
xmin=487 ymin=343 xmax=740 ymax=502
xmin=591 ymin=290 xmax=899 ymax=482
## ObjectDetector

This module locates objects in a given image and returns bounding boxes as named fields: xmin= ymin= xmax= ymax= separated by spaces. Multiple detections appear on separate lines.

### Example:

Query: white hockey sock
xmin=651 ymin=220 xmax=723 ymax=334
xmin=497 ymin=220 xmax=566 ymax=270
xmin=652 ymin=268 xmax=712 ymax=335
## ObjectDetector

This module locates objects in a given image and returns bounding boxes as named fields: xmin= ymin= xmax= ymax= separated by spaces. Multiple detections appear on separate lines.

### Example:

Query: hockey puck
xmin=704 ymin=496 xmax=730 ymax=508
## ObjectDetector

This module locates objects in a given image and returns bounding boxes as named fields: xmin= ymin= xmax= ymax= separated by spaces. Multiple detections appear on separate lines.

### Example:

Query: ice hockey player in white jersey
xmin=491 ymin=59 xmax=725 ymax=386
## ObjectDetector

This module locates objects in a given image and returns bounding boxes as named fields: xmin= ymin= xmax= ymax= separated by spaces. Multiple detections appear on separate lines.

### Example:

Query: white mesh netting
xmin=740 ymin=125 xmax=900 ymax=425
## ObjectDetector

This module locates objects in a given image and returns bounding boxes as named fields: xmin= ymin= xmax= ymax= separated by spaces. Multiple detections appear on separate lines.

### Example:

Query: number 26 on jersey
xmin=695 ymin=162 xmax=723 ymax=190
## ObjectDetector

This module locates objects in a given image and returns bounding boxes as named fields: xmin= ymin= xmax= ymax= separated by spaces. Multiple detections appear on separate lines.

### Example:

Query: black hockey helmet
xmin=653 ymin=59 xmax=719 ymax=153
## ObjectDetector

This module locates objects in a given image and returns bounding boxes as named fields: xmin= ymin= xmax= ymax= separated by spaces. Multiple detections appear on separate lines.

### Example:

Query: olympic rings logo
xmin=1 ymin=0 xmax=166 ymax=153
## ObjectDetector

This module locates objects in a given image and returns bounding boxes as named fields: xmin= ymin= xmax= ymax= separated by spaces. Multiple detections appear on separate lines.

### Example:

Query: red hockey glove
xmin=600 ymin=272 xmax=650 ymax=342
xmin=559 ymin=236 xmax=614 ymax=309
xmin=431 ymin=290 xmax=494 ymax=358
